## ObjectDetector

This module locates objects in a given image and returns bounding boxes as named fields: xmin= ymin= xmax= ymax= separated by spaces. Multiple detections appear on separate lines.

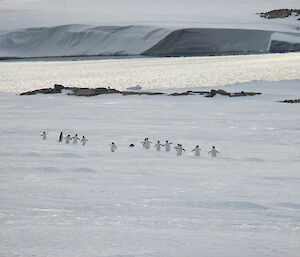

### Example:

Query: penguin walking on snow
xmin=110 ymin=142 xmax=117 ymax=152
xmin=208 ymin=146 xmax=219 ymax=157
xmin=65 ymin=135 xmax=71 ymax=144
xmin=163 ymin=140 xmax=172 ymax=152
xmin=41 ymin=131 xmax=47 ymax=140
xmin=154 ymin=141 xmax=163 ymax=151
xmin=71 ymin=134 xmax=80 ymax=144
xmin=58 ymin=132 xmax=63 ymax=142
xmin=174 ymin=144 xmax=185 ymax=156
xmin=81 ymin=136 xmax=88 ymax=146
xmin=141 ymin=138 xmax=152 ymax=150
xmin=192 ymin=145 xmax=201 ymax=156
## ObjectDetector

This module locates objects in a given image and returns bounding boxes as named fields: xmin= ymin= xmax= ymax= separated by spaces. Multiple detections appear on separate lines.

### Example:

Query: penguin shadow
xmin=69 ymin=167 xmax=96 ymax=173
xmin=50 ymin=152 xmax=82 ymax=158
xmin=21 ymin=152 xmax=41 ymax=157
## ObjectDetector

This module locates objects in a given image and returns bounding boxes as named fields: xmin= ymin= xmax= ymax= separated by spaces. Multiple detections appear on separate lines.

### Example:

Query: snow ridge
xmin=0 ymin=25 xmax=171 ymax=58
xmin=0 ymin=24 xmax=300 ymax=58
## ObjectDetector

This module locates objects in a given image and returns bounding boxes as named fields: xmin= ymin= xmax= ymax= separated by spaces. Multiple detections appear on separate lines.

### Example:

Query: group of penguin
xmin=41 ymin=132 xmax=219 ymax=157
xmin=41 ymin=132 xmax=88 ymax=145
xmin=140 ymin=138 xmax=219 ymax=157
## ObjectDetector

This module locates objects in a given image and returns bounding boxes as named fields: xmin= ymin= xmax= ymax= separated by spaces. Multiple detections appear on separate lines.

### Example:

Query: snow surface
xmin=0 ymin=79 xmax=300 ymax=257
xmin=0 ymin=53 xmax=300 ymax=93
xmin=0 ymin=24 xmax=300 ymax=58
xmin=0 ymin=0 xmax=299 ymax=32
xmin=270 ymin=32 xmax=300 ymax=44
xmin=0 ymin=25 xmax=171 ymax=58
xmin=143 ymin=28 xmax=274 ymax=56
xmin=1 ymin=1 xmax=300 ymax=58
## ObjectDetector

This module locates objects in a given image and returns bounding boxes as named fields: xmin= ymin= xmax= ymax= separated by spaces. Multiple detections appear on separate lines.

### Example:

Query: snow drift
xmin=0 ymin=24 xmax=300 ymax=58
xmin=0 ymin=25 xmax=171 ymax=58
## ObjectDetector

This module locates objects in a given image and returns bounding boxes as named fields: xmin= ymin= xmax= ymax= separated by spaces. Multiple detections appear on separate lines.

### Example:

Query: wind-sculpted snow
xmin=143 ymin=28 xmax=272 ymax=56
xmin=1 ymin=53 xmax=300 ymax=93
xmin=0 ymin=80 xmax=300 ymax=257
xmin=143 ymin=28 xmax=300 ymax=56
xmin=0 ymin=25 xmax=171 ymax=58
xmin=1 ymin=24 xmax=300 ymax=58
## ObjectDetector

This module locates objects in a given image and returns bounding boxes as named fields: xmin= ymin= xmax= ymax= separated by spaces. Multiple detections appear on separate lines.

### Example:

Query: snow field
xmin=1 ymin=52 xmax=300 ymax=93
xmin=0 ymin=80 xmax=300 ymax=257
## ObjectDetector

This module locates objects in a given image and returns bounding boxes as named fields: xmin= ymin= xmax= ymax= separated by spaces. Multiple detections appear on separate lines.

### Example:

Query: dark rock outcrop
xmin=20 ymin=84 xmax=120 ymax=96
xmin=204 ymin=90 xmax=260 ymax=97
xmin=20 ymin=84 xmax=261 ymax=99
xmin=259 ymin=9 xmax=300 ymax=19
xmin=122 ymin=91 xmax=164 ymax=96
xmin=20 ymin=84 xmax=63 ymax=95
xmin=70 ymin=87 xmax=120 ymax=96
xmin=279 ymin=99 xmax=300 ymax=103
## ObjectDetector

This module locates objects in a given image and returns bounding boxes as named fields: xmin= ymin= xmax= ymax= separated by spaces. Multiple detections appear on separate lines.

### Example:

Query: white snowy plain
xmin=1 ymin=53 xmax=300 ymax=93
xmin=0 ymin=79 xmax=300 ymax=257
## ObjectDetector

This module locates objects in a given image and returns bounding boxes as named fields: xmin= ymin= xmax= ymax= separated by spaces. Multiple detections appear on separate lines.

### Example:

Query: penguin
xmin=154 ymin=140 xmax=163 ymax=151
xmin=192 ymin=145 xmax=201 ymax=156
xmin=65 ymin=135 xmax=71 ymax=144
xmin=141 ymin=138 xmax=152 ymax=149
xmin=174 ymin=144 xmax=185 ymax=156
xmin=71 ymin=134 xmax=80 ymax=144
xmin=58 ymin=132 xmax=63 ymax=142
xmin=41 ymin=131 xmax=47 ymax=140
xmin=81 ymin=136 xmax=88 ymax=146
xmin=110 ymin=142 xmax=117 ymax=152
xmin=163 ymin=140 xmax=172 ymax=152
xmin=141 ymin=138 xmax=147 ymax=149
xmin=208 ymin=146 xmax=219 ymax=157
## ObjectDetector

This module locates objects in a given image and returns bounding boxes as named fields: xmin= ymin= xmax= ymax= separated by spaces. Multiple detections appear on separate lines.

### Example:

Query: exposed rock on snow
xmin=20 ymin=84 xmax=262 ymax=98
xmin=259 ymin=9 xmax=300 ymax=19
xmin=279 ymin=99 xmax=300 ymax=103
xmin=70 ymin=88 xmax=121 ymax=96
xmin=204 ymin=89 xmax=261 ymax=97
xmin=19 ymin=84 xmax=64 ymax=95
xmin=20 ymin=84 xmax=121 ymax=96
xmin=122 ymin=91 xmax=164 ymax=96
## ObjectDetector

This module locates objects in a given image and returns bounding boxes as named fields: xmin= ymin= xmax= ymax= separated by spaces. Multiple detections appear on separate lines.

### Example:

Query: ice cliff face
xmin=0 ymin=24 xmax=300 ymax=58
xmin=142 ymin=28 xmax=273 ymax=56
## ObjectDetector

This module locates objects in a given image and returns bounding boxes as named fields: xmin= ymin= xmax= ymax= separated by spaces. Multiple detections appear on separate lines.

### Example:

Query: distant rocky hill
xmin=259 ymin=9 xmax=300 ymax=19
